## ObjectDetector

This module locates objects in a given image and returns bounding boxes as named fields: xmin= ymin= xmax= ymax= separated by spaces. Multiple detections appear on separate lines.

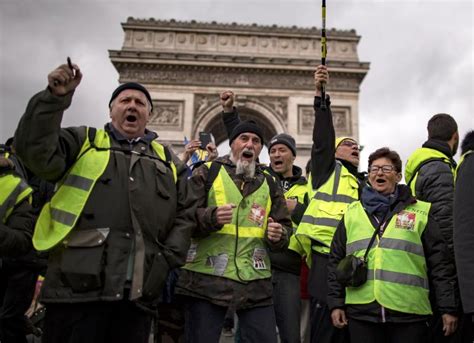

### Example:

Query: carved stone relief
xmin=119 ymin=67 xmax=360 ymax=92
xmin=298 ymin=105 xmax=352 ymax=136
xmin=193 ymin=94 xmax=288 ymax=127
xmin=148 ymin=100 xmax=184 ymax=131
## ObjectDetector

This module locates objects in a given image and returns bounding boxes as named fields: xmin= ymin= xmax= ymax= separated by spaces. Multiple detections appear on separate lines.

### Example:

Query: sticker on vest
xmin=186 ymin=243 xmax=198 ymax=263
xmin=206 ymin=253 xmax=229 ymax=276
xmin=252 ymin=248 xmax=267 ymax=270
xmin=248 ymin=203 xmax=266 ymax=227
xmin=395 ymin=211 xmax=416 ymax=231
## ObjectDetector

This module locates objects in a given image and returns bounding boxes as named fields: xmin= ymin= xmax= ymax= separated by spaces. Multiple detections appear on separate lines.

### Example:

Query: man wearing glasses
xmin=293 ymin=65 xmax=366 ymax=343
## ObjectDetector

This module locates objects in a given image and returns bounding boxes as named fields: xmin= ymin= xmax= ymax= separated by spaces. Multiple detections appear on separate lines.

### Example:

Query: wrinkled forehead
xmin=115 ymin=89 xmax=148 ymax=102
xmin=236 ymin=132 xmax=262 ymax=143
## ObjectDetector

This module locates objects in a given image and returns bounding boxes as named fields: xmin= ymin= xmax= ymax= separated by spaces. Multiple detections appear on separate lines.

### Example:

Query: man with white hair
xmin=176 ymin=120 xmax=292 ymax=342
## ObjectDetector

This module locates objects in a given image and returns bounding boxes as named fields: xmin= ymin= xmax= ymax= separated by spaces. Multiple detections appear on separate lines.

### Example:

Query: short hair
xmin=427 ymin=113 xmax=458 ymax=141
xmin=368 ymin=147 xmax=402 ymax=173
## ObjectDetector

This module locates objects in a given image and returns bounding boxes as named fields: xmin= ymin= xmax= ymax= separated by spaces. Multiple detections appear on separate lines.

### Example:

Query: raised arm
xmin=220 ymin=90 xmax=241 ymax=138
xmin=14 ymin=62 xmax=85 ymax=182
xmin=311 ymin=65 xmax=337 ymax=190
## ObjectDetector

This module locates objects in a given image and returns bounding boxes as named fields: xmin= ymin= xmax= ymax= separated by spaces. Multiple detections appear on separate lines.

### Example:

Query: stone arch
xmin=193 ymin=100 xmax=285 ymax=146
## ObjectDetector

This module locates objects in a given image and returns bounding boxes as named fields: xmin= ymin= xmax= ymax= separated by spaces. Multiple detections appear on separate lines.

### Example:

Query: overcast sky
xmin=1 ymin=0 xmax=472 ymax=170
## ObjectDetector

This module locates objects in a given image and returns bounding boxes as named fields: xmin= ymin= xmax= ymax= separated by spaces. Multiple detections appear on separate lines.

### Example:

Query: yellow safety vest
xmin=293 ymin=161 xmax=359 ymax=263
xmin=344 ymin=200 xmax=432 ymax=315
xmin=182 ymin=163 xmax=272 ymax=282
xmin=34 ymin=128 xmax=177 ymax=251
xmin=405 ymin=147 xmax=455 ymax=195
xmin=1 ymin=173 xmax=32 ymax=223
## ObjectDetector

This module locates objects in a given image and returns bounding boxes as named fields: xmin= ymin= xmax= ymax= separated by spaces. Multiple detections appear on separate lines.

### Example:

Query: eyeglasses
xmin=339 ymin=140 xmax=361 ymax=150
xmin=369 ymin=165 xmax=396 ymax=174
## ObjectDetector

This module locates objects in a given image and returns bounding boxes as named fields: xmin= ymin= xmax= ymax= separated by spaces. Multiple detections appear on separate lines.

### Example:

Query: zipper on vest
xmin=381 ymin=305 xmax=386 ymax=323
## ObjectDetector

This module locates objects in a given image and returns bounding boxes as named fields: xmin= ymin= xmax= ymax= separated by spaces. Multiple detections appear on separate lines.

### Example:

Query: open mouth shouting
xmin=273 ymin=160 xmax=283 ymax=167
xmin=126 ymin=114 xmax=137 ymax=123
xmin=240 ymin=149 xmax=255 ymax=161
xmin=375 ymin=177 xmax=386 ymax=187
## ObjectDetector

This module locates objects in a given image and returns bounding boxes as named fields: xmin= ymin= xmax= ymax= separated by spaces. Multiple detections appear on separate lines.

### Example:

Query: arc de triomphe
xmin=109 ymin=18 xmax=369 ymax=167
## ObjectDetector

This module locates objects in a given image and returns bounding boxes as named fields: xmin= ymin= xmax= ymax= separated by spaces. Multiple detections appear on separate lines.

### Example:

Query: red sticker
xmin=395 ymin=211 xmax=416 ymax=231
xmin=248 ymin=203 xmax=266 ymax=227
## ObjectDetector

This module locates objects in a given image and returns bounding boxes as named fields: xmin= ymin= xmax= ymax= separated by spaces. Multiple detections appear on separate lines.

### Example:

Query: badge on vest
xmin=248 ymin=203 xmax=266 ymax=227
xmin=395 ymin=211 xmax=416 ymax=231
xmin=206 ymin=253 xmax=229 ymax=276
xmin=252 ymin=248 xmax=267 ymax=270
xmin=186 ymin=243 xmax=198 ymax=263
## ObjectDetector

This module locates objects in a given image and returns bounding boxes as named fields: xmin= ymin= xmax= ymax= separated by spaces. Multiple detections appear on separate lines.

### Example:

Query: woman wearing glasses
xmin=327 ymin=147 xmax=459 ymax=343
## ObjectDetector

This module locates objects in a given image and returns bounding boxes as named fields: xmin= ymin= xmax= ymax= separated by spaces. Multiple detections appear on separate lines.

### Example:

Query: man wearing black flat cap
xmin=14 ymin=62 xmax=196 ymax=342
xmin=176 ymin=119 xmax=292 ymax=342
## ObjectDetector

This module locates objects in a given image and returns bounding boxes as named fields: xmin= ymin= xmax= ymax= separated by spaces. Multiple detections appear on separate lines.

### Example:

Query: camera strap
xmin=362 ymin=218 xmax=386 ymax=263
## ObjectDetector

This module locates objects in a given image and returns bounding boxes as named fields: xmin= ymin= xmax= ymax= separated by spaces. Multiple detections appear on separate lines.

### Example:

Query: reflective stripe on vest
xmin=294 ymin=161 xmax=359 ymax=260
xmin=183 ymin=164 xmax=272 ymax=282
xmin=344 ymin=201 xmax=432 ymax=315
xmin=405 ymin=147 xmax=455 ymax=196
xmin=34 ymin=128 xmax=177 ymax=251
xmin=0 ymin=173 xmax=32 ymax=223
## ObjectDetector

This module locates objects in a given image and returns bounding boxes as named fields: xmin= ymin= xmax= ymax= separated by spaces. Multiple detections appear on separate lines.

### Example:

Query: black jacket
xmin=454 ymin=131 xmax=474 ymax=314
xmin=0 ymin=167 xmax=35 ymax=257
xmin=327 ymin=184 xmax=459 ymax=323
xmin=407 ymin=139 xmax=456 ymax=256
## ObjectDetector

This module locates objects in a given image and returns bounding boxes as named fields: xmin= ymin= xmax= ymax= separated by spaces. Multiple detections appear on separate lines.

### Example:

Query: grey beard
xmin=236 ymin=159 xmax=256 ymax=178
xmin=231 ymin=152 xmax=256 ymax=178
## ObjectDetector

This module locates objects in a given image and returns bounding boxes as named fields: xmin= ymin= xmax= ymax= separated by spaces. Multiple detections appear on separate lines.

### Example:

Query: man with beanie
xmin=220 ymin=92 xmax=310 ymax=342
xmin=176 ymin=119 xmax=292 ymax=342
xmin=14 ymin=62 xmax=196 ymax=342
xmin=294 ymin=65 xmax=365 ymax=343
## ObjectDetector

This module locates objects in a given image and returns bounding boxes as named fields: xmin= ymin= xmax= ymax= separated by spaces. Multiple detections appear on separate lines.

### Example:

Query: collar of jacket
xmin=105 ymin=123 xmax=158 ymax=145
xmin=422 ymin=139 xmax=454 ymax=158
xmin=337 ymin=158 xmax=367 ymax=182
xmin=268 ymin=165 xmax=307 ymax=187
xmin=366 ymin=184 xmax=417 ymax=225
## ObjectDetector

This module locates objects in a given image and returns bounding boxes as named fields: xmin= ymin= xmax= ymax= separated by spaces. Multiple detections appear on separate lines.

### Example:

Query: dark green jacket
xmin=14 ymin=89 xmax=197 ymax=308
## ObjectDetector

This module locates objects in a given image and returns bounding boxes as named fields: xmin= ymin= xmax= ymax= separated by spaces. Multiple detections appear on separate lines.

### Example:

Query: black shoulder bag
xmin=335 ymin=220 xmax=383 ymax=287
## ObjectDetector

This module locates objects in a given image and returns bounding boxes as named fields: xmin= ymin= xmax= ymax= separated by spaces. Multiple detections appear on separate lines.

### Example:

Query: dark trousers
xmin=430 ymin=313 xmax=473 ymax=343
xmin=310 ymin=297 xmax=349 ymax=343
xmin=309 ymin=252 xmax=349 ymax=343
xmin=272 ymin=269 xmax=301 ymax=343
xmin=183 ymin=297 xmax=277 ymax=343
xmin=348 ymin=318 xmax=429 ymax=343
xmin=42 ymin=300 xmax=152 ymax=343
xmin=0 ymin=264 xmax=39 ymax=343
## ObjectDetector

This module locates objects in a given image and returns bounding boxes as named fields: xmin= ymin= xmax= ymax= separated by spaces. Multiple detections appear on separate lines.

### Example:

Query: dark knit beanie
xmin=268 ymin=133 xmax=297 ymax=156
xmin=109 ymin=82 xmax=153 ymax=110
xmin=229 ymin=120 xmax=264 ymax=145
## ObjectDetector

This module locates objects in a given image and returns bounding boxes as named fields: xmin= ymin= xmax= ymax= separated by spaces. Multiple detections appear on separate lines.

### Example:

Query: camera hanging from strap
xmin=335 ymin=219 xmax=385 ymax=287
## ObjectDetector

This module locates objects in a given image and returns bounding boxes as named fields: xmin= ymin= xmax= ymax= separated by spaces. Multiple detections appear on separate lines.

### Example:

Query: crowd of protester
xmin=0 ymin=60 xmax=472 ymax=343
